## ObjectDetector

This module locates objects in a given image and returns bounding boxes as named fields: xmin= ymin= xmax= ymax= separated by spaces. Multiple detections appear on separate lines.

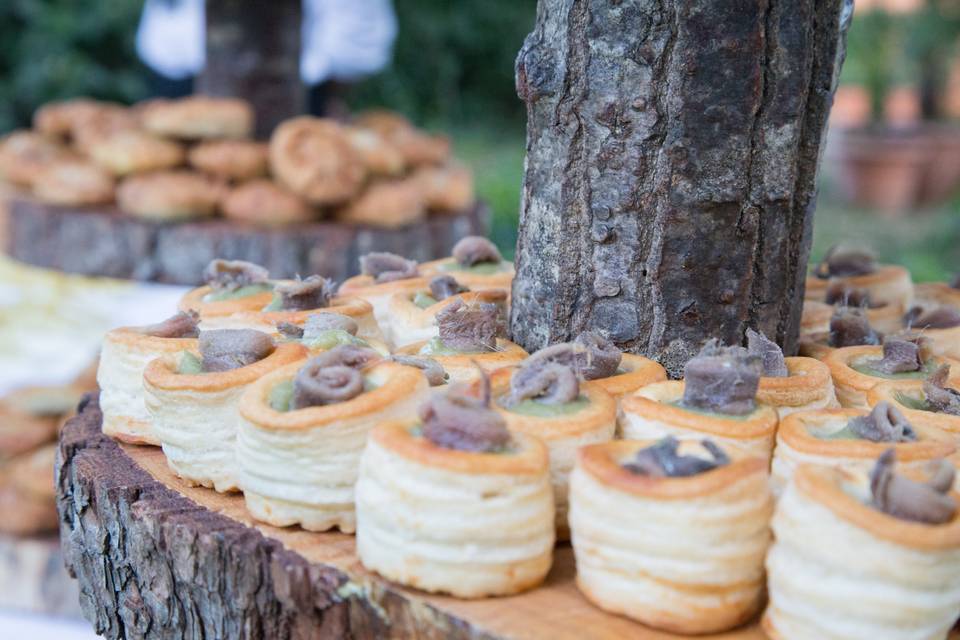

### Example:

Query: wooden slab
xmin=6 ymin=197 xmax=488 ymax=285
xmin=57 ymin=394 xmax=775 ymax=640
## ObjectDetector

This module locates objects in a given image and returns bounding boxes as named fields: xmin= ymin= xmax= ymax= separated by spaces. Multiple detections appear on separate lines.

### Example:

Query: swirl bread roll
xmin=117 ymin=171 xmax=223 ymax=221
xmin=0 ymin=130 xmax=70 ymax=187
xmin=32 ymin=159 xmax=115 ymax=206
xmin=187 ymin=140 xmax=268 ymax=181
xmin=764 ymin=459 xmax=960 ymax=640
xmin=87 ymin=130 xmax=185 ymax=176
xmin=825 ymin=342 xmax=960 ymax=409
xmin=570 ymin=438 xmax=772 ymax=634
xmin=334 ymin=176 xmax=426 ymax=228
xmin=419 ymin=236 xmax=514 ymax=290
xmin=238 ymin=349 xmax=428 ymax=532
xmin=220 ymin=179 xmax=314 ymax=226
xmin=353 ymin=110 xmax=451 ymax=167
xmin=355 ymin=378 xmax=554 ymax=597
xmin=98 ymin=311 xmax=201 ymax=445
xmin=385 ymin=276 xmax=507 ymax=349
xmin=144 ymin=330 xmax=304 ymax=492
xmin=140 ymin=96 xmax=254 ymax=140
xmin=489 ymin=362 xmax=616 ymax=540
xmin=33 ymin=98 xmax=105 ymax=138
xmin=413 ymin=162 xmax=475 ymax=213
xmin=770 ymin=406 xmax=956 ymax=497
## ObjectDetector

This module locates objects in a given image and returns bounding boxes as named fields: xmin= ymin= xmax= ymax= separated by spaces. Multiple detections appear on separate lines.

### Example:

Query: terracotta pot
xmin=917 ymin=123 xmax=960 ymax=206
xmin=828 ymin=126 xmax=931 ymax=215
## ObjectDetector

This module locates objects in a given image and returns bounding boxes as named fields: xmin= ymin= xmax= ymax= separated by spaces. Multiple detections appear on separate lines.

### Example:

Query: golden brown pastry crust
xmin=141 ymin=97 xmax=254 ymax=140
xmin=335 ymin=177 xmax=425 ymax=228
xmin=805 ymin=265 xmax=913 ymax=309
xmin=825 ymin=345 xmax=960 ymax=409
xmin=178 ymin=284 xmax=276 ymax=324
xmin=88 ymin=130 xmax=185 ymax=176
xmin=414 ymin=162 xmax=475 ymax=213
xmin=188 ymin=140 xmax=268 ymax=181
xmin=220 ymin=179 xmax=314 ymax=226
xmin=32 ymin=160 xmax=115 ymax=206
xmin=117 ymin=171 xmax=223 ymax=220
xmin=801 ymin=300 xmax=833 ymax=336
xmin=395 ymin=338 xmax=528 ymax=383
xmin=915 ymin=282 xmax=960 ymax=309
xmin=584 ymin=353 xmax=668 ymax=399
xmin=756 ymin=356 xmax=838 ymax=415
xmin=0 ymin=130 xmax=70 ymax=186
xmin=143 ymin=342 xmax=305 ymax=393
xmin=222 ymin=295 xmax=380 ymax=338
xmin=867 ymin=382 xmax=960 ymax=440
xmin=385 ymin=287 xmax=508 ymax=348
xmin=419 ymin=257 xmax=515 ymax=290
xmin=269 ymin=117 xmax=366 ymax=205
xmin=354 ymin=110 xmax=451 ymax=166
xmin=370 ymin=419 xmax=548 ymax=476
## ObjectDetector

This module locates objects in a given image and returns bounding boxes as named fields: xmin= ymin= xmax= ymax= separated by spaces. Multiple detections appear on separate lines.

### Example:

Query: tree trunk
xmin=197 ymin=0 xmax=305 ymax=139
xmin=511 ymin=0 xmax=853 ymax=376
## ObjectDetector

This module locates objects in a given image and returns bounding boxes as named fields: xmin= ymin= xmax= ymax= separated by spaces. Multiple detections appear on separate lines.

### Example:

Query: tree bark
xmin=511 ymin=0 xmax=854 ymax=376
xmin=197 ymin=0 xmax=305 ymax=139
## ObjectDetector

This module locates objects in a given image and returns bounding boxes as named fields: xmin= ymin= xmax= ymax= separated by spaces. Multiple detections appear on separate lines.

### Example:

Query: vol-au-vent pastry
xmin=915 ymin=280 xmax=960 ymax=310
xmin=395 ymin=299 xmax=527 ymax=383
xmin=765 ymin=452 xmax=960 ymax=640
xmin=238 ymin=346 xmax=428 ymax=532
xmin=570 ymin=438 xmax=772 ymax=634
xmin=355 ymin=375 xmax=554 ymax=597
xmin=179 ymin=259 xmax=275 ymax=327
xmin=420 ymin=236 xmax=514 ymax=290
xmin=98 ymin=311 xmax=200 ymax=445
xmin=220 ymin=179 xmax=315 ymax=226
xmin=275 ymin=312 xmax=390 ymax=357
xmin=31 ymin=159 xmax=115 ymax=206
xmin=143 ymin=329 xmax=305 ymax=492
xmin=799 ymin=305 xmax=881 ymax=361
xmin=116 ymin=170 xmax=224 ymax=221
xmin=338 ymin=251 xmax=429 ymax=334
xmin=87 ymin=130 xmax=185 ymax=176
xmin=385 ymin=274 xmax=507 ymax=348
xmin=824 ymin=280 xmax=904 ymax=333
xmin=868 ymin=365 xmax=960 ymax=442
xmin=0 ymin=130 xmax=71 ymax=186
xmin=187 ymin=140 xmax=268 ymax=181
xmin=269 ymin=116 xmax=366 ymax=205
xmin=215 ymin=275 xmax=384 ymax=343
xmin=903 ymin=303 xmax=960 ymax=360
xmin=770 ymin=403 xmax=956 ymax=497
xmin=825 ymin=336 xmax=960 ymax=409
xmin=574 ymin=331 xmax=667 ymax=401
xmin=748 ymin=329 xmax=839 ymax=417
xmin=140 ymin=96 xmax=254 ymax=140
xmin=334 ymin=175 xmax=426 ymax=228
xmin=800 ymin=300 xmax=833 ymax=337
xmin=621 ymin=340 xmax=779 ymax=461
xmin=489 ymin=345 xmax=617 ymax=539
xmin=806 ymin=245 xmax=913 ymax=310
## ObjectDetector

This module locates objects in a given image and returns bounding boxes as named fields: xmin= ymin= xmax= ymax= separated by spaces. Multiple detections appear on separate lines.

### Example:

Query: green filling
xmin=505 ymin=395 xmax=590 ymax=418
xmin=440 ymin=260 xmax=505 ymax=275
xmin=177 ymin=352 xmax=204 ymax=375
xmin=269 ymin=380 xmax=295 ymax=412
xmin=419 ymin=336 xmax=483 ymax=356
xmin=669 ymin=399 xmax=753 ymax=421
xmin=302 ymin=329 xmax=369 ymax=351
xmin=894 ymin=390 xmax=931 ymax=411
xmin=814 ymin=424 xmax=861 ymax=440
xmin=202 ymin=283 xmax=272 ymax=303
xmin=850 ymin=358 xmax=940 ymax=380
xmin=413 ymin=292 xmax=438 ymax=309
xmin=261 ymin=293 xmax=284 ymax=312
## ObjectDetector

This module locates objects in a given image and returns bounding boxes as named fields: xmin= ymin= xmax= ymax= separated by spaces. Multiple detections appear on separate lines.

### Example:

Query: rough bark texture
xmin=56 ymin=395 xmax=499 ymax=640
xmin=197 ymin=0 xmax=305 ymax=139
xmin=511 ymin=0 xmax=854 ymax=376
xmin=6 ymin=198 xmax=486 ymax=286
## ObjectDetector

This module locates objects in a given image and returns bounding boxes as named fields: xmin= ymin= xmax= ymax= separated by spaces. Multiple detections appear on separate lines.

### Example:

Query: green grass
xmin=452 ymin=122 xmax=960 ymax=282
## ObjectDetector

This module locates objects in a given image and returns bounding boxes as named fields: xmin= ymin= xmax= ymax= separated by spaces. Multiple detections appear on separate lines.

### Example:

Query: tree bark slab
xmin=6 ymin=198 xmax=486 ymax=286
xmin=57 ymin=395 xmax=779 ymax=640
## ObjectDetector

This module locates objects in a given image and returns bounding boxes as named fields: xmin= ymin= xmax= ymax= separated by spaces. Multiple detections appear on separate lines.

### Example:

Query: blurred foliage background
xmin=0 ymin=0 xmax=957 ymax=278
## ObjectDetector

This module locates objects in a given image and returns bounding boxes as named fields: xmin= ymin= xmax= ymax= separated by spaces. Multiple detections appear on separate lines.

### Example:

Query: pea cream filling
xmin=202 ymin=282 xmax=273 ymax=303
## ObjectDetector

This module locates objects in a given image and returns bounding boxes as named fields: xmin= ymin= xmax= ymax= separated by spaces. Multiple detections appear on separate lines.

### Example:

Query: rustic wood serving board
xmin=57 ymin=395 xmax=775 ymax=640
